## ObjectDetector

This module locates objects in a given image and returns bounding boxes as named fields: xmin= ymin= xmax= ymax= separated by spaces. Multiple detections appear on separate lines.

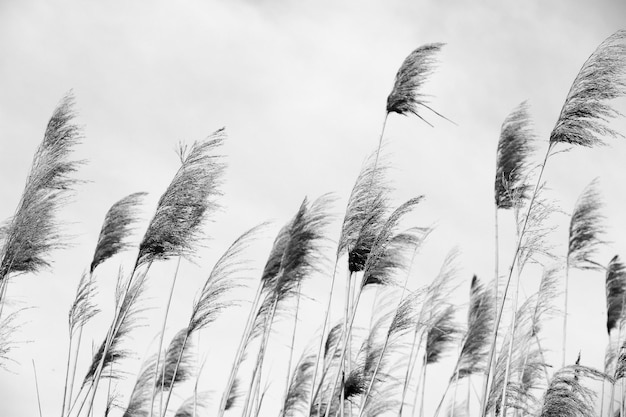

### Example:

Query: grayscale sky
xmin=1 ymin=1 xmax=626 ymax=416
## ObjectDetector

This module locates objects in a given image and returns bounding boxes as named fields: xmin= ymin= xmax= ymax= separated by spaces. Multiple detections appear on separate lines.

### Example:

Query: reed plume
xmin=83 ymin=270 xmax=147 ymax=386
xmin=68 ymin=272 xmax=100 ymax=337
xmin=458 ymin=275 xmax=495 ymax=377
xmin=606 ymin=255 xmax=626 ymax=335
xmin=538 ymin=365 xmax=609 ymax=417
xmin=0 ymin=93 xmax=82 ymax=284
xmin=158 ymin=225 xmax=260 ymax=414
xmin=495 ymin=101 xmax=535 ymax=209
xmin=158 ymin=329 xmax=195 ymax=392
xmin=426 ymin=304 xmax=461 ymax=365
xmin=123 ymin=354 xmax=159 ymax=417
xmin=90 ymin=192 xmax=147 ymax=273
xmin=173 ymin=392 xmax=210 ymax=417
xmin=549 ymin=30 xmax=626 ymax=147
xmin=282 ymin=351 xmax=316 ymax=417
xmin=563 ymin=179 xmax=605 ymax=365
xmin=338 ymin=150 xmax=390 ymax=273
xmin=567 ymin=179 xmax=606 ymax=271
xmin=136 ymin=128 xmax=226 ymax=267
xmin=386 ymin=43 xmax=445 ymax=122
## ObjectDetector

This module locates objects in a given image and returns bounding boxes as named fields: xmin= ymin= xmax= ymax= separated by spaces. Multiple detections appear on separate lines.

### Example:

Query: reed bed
xmin=0 ymin=30 xmax=626 ymax=417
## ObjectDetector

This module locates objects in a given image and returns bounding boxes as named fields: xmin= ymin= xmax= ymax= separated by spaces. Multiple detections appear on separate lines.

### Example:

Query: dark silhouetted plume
xmin=495 ymin=101 xmax=535 ymax=209
xmin=606 ymin=255 xmax=626 ymax=334
xmin=90 ymin=192 xmax=147 ymax=273
xmin=567 ymin=179 xmax=605 ymax=270
xmin=386 ymin=43 xmax=445 ymax=122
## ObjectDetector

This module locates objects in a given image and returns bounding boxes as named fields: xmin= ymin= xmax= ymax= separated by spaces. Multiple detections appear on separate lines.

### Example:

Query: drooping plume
xmin=90 ymin=192 xmax=147 ymax=273
xmin=567 ymin=179 xmax=605 ymax=270
xmin=0 ymin=93 xmax=82 ymax=280
xmin=606 ymin=255 xmax=626 ymax=335
xmin=136 ymin=128 xmax=226 ymax=266
xmin=458 ymin=275 xmax=495 ymax=377
xmin=495 ymin=101 xmax=535 ymax=209
xmin=386 ymin=43 xmax=445 ymax=122
xmin=549 ymin=30 xmax=626 ymax=147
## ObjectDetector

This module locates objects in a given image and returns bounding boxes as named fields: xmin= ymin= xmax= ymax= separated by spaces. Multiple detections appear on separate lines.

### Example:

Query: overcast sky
xmin=1 ymin=1 xmax=626 ymax=416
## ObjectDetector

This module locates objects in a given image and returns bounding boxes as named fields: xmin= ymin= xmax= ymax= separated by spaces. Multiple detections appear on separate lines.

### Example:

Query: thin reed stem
xmin=562 ymin=262 xmax=570 ymax=368
xmin=281 ymin=283 xmax=302 ymax=410
xmin=152 ymin=256 xmax=183 ymax=417
xmin=308 ymin=261 xmax=340 ymax=414
xmin=479 ymin=143 xmax=553 ymax=417
xmin=217 ymin=282 xmax=264 ymax=417
xmin=33 ymin=359 xmax=43 ymax=417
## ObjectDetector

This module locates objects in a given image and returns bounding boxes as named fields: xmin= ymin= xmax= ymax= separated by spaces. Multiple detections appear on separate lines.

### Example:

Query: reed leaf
xmin=0 ymin=93 xmax=82 ymax=280
xmin=549 ymin=30 xmax=626 ymax=147
xmin=136 ymin=128 xmax=226 ymax=266
xmin=568 ymin=179 xmax=605 ymax=270
xmin=386 ymin=43 xmax=445 ymax=121
xmin=606 ymin=255 xmax=626 ymax=334
xmin=495 ymin=101 xmax=535 ymax=209
xmin=90 ymin=192 xmax=147 ymax=273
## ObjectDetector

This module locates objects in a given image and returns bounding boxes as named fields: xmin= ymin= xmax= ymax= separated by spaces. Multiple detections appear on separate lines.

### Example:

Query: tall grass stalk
xmin=151 ymin=256 xmax=183 ymax=417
